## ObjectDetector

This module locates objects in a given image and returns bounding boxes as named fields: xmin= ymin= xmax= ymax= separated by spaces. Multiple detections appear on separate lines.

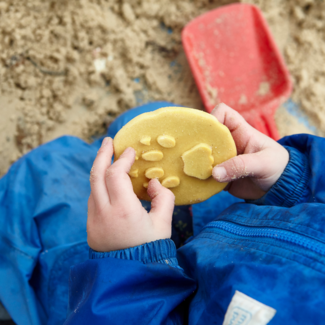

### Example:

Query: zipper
xmin=205 ymin=221 xmax=325 ymax=257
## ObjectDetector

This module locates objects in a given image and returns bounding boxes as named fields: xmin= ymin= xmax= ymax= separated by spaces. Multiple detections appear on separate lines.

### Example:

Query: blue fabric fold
xmin=89 ymin=239 xmax=179 ymax=267
xmin=65 ymin=257 xmax=196 ymax=325
xmin=247 ymin=146 xmax=310 ymax=207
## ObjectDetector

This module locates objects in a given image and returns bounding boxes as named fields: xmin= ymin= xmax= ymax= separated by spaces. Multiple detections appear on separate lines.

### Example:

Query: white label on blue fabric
xmin=222 ymin=291 xmax=276 ymax=325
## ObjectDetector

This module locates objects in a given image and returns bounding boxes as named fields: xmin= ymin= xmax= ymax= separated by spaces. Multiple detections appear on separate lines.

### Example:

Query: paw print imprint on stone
xmin=135 ymin=136 xmax=213 ymax=188
xmin=137 ymin=134 xmax=179 ymax=189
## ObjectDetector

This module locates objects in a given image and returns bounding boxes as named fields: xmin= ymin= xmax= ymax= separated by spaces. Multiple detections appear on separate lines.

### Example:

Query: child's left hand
xmin=87 ymin=137 xmax=175 ymax=252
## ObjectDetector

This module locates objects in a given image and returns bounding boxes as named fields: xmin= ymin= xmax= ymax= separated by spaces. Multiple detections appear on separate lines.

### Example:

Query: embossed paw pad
xmin=128 ymin=169 xmax=139 ymax=178
xmin=145 ymin=167 xmax=164 ymax=179
xmin=157 ymin=135 xmax=176 ymax=148
xmin=182 ymin=143 xmax=214 ymax=180
xmin=142 ymin=150 xmax=163 ymax=161
xmin=140 ymin=136 xmax=151 ymax=146
xmin=161 ymin=176 xmax=180 ymax=188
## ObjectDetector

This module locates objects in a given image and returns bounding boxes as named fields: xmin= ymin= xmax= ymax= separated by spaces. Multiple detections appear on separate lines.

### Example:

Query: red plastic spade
xmin=182 ymin=3 xmax=292 ymax=140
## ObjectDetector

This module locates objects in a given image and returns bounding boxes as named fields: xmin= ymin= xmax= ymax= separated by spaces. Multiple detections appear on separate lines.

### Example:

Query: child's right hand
xmin=211 ymin=103 xmax=289 ymax=200
xmin=87 ymin=138 xmax=175 ymax=252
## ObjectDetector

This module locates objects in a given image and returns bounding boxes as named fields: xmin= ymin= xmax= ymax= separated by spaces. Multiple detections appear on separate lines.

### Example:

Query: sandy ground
xmin=0 ymin=0 xmax=324 ymax=176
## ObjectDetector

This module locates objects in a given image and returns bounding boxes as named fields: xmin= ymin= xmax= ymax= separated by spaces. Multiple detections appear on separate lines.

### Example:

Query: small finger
xmin=211 ymin=103 xmax=263 ymax=154
xmin=212 ymin=152 xmax=268 ymax=183
xmin=211 ymin=103 xmax=249 ymax=132
xmin=105 ymin=147 xmax=137 ymax=203
xmin=89 ymin=137 xmax=113 ymax=207
xmin=148 ymin=179 xmax=175 ymax=227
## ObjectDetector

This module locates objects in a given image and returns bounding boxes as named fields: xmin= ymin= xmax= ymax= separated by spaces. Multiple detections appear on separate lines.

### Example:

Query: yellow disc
xmin=113 ymin=107 xmax=236 ymax=205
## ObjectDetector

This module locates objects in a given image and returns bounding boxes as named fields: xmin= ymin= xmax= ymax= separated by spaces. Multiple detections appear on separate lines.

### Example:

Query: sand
xmin=0 ymin=0 xmax=323 ymax=175
xmin=243 ymin=0 xmax=325 ymax=135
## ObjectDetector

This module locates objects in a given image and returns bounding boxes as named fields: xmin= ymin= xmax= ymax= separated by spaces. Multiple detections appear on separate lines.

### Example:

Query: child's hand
xmin=211 ymin=103 xmax=289 ymax=200
xmin=87 ymin=137 xmax=175 ymax=252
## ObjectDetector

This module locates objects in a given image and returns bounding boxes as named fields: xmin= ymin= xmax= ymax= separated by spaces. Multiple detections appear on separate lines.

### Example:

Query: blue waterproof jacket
xmin=1 ymin=102 xmax=325 ymax=325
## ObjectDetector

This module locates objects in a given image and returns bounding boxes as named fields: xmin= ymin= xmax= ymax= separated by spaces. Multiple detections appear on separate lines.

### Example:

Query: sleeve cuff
xmin=247 ymin=146 xmax=310 ymax=207
xmin=89 ymin=239 xmax=179 ymax=267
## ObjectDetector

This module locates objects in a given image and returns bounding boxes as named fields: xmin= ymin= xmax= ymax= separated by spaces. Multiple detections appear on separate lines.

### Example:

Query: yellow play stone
xmin=113 ymin=107 xmax=236 ymax=205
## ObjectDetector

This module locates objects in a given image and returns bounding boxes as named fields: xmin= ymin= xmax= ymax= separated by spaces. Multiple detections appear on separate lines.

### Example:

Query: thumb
xmin=212 ymin=152 xmax=269 ymax=183
xmin=147 ymin=179 xmax=175 ymax=223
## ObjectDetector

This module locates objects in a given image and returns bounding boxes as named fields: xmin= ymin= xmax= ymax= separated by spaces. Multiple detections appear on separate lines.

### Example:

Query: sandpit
xmin=0 ymin=0 xmax=323 ymax=175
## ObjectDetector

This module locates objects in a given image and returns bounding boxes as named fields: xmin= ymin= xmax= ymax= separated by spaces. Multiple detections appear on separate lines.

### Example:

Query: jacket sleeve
xmin=64 ymin=239 xmax=196 ymax=325
xmin=249 ymin=134 xmax=325 ymax=207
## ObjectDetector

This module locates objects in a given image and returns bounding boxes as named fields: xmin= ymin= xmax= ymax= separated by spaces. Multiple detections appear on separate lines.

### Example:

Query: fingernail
xmin=150 ymin=178 xmax=159 ymax=185
xmin=211 ymin=103 xmax=223 ymax=114
xmin=213 ymin=166 xmax=227 ymax=181
xmin=211 ymin=105 xmax=219 ymax=114
xmin=101 ymin=137 xmax=111 ymax=147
